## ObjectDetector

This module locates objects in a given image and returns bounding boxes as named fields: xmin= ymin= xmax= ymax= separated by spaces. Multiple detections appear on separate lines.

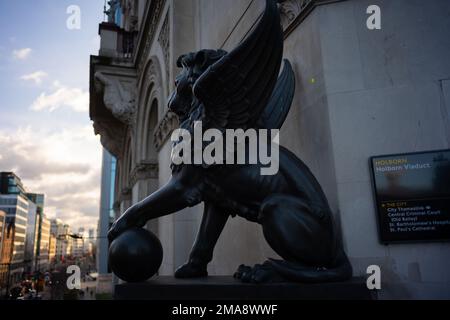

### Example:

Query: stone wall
xmin=319 ymin=0 xmax=450 ymax=299
xmin=189 ymin=0 xmax=450 ymax=298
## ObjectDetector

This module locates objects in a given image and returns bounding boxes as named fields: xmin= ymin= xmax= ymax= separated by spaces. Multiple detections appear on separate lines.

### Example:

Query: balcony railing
xmin=98 ymin=22 xmax=137 ymax=60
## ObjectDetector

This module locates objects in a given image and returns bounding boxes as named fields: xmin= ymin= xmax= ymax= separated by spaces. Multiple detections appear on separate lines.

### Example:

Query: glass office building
xmin=0 ymin=173 xmax=43 ymax=283
xmin=0 ymin=210 xmax=4 ymax=255
xmin=97 ymin=149 xmax=116 ymax=275
xmin=0 ymin=193 xmax=30 ymax=283
xmin=27 ymin=193 xmax=49 ymax=271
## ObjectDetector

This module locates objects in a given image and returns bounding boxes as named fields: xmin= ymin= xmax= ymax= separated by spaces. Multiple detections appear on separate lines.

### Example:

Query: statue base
xmin=114 ymin=276 xmax=376 ymax=300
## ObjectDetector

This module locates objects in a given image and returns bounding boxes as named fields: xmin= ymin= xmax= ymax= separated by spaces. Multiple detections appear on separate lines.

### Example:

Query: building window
xmin=0 ymin=198 xmax=17 ymax=205
xmin=7 ymin=186 xmax=19 ymax=194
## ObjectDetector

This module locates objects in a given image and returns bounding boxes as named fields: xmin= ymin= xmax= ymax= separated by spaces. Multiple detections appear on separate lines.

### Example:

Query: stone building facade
xmin=90 ymin=0 xmax=450 ymax=298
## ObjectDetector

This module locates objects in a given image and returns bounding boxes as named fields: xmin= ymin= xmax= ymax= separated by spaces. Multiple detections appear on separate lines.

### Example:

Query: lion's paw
xmin=233 ymin=262 xmax=284 ymax=283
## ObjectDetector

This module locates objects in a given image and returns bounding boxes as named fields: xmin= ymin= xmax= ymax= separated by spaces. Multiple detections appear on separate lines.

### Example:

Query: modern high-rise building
xmin=88 ymin=228 xmax=95 ymax=240
xmin=25 ymin=193 xmax=49 ymax=271
xmin=96 ymin=149 xmax=116 ymax=293
xmin=63 ymin=225 xmax=72 ymax=258
xmin=0 ymin=210 xmax=5 ymax=287
xmin=0 ymin=173 xmax=31 ymax=284
xmin=36 ymin=215 xmax=51 ymax=271
xmin=0 ymin=219 xmax=13 ymax=288
xmin=23 ymin=200 xmax=37 ymax=272
xmin=71 ymin=236 xmax=85 ymax=258
xmin=75 ymin=227 xmax=88 ymax=257
xmin=51 ymin=223 xmax=73 ymax=261
xmin=50 ymin=218 xmax=63 ymax=237
xmin=48 ymin=234 xmax=57 ymax=265
xmin=86 ymin=228 xmax=96 ymax=256
xmin=0 ymin=172 xmax=27 ymax=195
xmin=0 ymin=210 xmax=5 ymax=257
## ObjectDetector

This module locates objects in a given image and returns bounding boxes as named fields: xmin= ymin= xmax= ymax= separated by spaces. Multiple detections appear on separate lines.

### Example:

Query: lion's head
xmin=168 ymin=49 xmax=227 ymax=119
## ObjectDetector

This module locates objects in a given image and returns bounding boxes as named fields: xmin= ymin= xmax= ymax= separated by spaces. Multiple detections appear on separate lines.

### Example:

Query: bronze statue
xmin=108 ymin=0 xmax=352 ymax=283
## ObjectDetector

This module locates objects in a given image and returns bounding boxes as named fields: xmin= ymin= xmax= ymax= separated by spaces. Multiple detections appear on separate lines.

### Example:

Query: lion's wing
xmin=257 ymin=59 xmax=296 ymax=130
xmin=192 ymin=0 xmax=283 ymax=131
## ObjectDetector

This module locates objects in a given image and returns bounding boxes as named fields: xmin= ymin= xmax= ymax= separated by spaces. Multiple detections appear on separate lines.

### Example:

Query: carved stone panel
xmin=95 ymin=72 xmax=137 ymax=126
xmin=158 ymin=13 xmax=170 ymax=95
xmin=153 ymin=111 xmax=179 ymax=151
xmin=279 ymin=0 xmax=344 ymax=36
xmin=129 ymin=162 xmax=159 ymax=187
xmin=137 ymin=0 xmax=167 ymax=72
xmin=279 ymin=0 xmax=313 ymax=30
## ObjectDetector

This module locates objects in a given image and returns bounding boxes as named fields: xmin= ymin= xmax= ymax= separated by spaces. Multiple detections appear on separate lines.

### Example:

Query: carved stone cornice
xmin=94 ymin=71 xmax=137 ymax=126
xmin=91 ymin=1 xmax=166 ymax=161
xmin=135 ymin=0 xmax=167 ymax=73
xmin=280 ymin=0 xmax=311 ymax=29
xmin=129 ymin=162 xmax=159 ymax=187
xmin=90 ymin=55 xmax=137 ymax=159
xmin=279 ymin=0 xmax=345 ymax=37
xmin=153 ymin=111 xmax=179 ymax=151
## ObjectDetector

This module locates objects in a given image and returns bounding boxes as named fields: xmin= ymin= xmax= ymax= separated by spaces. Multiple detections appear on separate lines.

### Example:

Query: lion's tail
xmin=267 ymin=251 xmax=353 ymax=283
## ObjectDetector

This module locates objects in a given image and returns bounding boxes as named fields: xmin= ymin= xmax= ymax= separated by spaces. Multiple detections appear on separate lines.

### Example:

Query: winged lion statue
xmin=108 ymin=0 xmax=352 ymax=283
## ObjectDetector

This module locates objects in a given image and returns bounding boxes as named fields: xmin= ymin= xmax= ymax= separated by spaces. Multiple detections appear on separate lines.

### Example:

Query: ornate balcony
xmin=98 ymin=22 xmax=137 ymax=59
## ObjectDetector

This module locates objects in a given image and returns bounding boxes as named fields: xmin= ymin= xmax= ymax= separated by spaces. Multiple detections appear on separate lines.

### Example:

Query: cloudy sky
xmin=0 ymin=0 xmax=105 ymax=232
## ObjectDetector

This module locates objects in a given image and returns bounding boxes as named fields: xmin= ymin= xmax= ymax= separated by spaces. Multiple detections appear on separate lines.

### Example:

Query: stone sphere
xmin=109 ymin=228 xmax=163 ymax=283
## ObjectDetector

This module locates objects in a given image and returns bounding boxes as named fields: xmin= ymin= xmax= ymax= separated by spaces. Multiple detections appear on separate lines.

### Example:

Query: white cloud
xmin=0 ymin=126 xmax=102 ymax=231
xmin=12 ymin=47 xmax=32 ymax=60
xmin=21 ymin=71 xmax=48 ymax=85
xmin=91 ymin=35 xmax=101 ymax=53
xmin=30 ymin=82 xmax=89 ymax=112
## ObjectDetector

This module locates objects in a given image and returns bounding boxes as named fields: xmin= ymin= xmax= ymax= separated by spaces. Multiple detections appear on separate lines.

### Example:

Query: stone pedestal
xmin=114 ymin=276 xmax=376 ymax=300
xmin=96 ymin=273 xmax=113 ymax=294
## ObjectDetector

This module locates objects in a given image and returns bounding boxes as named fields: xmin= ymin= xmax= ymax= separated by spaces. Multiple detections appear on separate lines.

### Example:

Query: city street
xmin=80 ymin=280 xmax=97 ymax=301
